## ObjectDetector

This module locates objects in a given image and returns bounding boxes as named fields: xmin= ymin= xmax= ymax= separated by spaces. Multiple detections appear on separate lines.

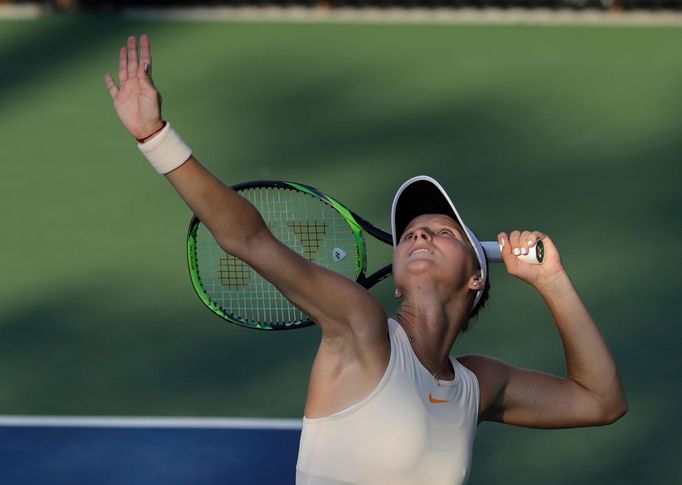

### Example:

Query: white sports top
xmin=296 ymin=318 xmax=480 ymax=485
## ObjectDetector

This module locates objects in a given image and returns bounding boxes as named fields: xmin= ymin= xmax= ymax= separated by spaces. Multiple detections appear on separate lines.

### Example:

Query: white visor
xmin=391 ymin=175 xmax=488 ymax=312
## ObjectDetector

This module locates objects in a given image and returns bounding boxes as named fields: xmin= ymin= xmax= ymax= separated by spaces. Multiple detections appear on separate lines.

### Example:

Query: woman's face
xmin=393 ymin=213 xmax=477 ymax=295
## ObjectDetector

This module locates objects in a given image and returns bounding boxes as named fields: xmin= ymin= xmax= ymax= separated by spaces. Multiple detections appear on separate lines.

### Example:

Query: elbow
xmin=218 ymin=222 xmax=269 ymax=258
xmin=605 ymin=396 xmax=628 ymax=424
xmin=580 ymin=373 xmax=628 ymax=426
xmin=596 ymin=394 xmax=628 ymax=425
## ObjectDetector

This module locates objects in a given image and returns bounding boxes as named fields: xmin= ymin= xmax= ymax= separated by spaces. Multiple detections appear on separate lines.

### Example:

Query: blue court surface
xmin=0 ymin=416 xmax=302 ymax=485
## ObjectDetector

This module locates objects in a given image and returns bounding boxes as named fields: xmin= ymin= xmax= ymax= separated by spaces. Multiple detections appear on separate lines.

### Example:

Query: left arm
xmin=461 ymin=231 xmax=627 ymax=428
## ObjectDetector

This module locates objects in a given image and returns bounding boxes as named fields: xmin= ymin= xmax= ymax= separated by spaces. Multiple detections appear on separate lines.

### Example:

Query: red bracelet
xmin=136 ymin=121 xmax=167 ymax=143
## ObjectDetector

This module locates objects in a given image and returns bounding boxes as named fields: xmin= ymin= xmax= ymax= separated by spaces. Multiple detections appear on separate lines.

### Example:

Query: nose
xmin=411 ymin=227 xmax=433 ymax=241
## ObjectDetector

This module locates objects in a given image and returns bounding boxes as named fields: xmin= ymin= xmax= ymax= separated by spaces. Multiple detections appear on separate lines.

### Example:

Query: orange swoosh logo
xmin=429 ymin=393 xmax=449 ymax=404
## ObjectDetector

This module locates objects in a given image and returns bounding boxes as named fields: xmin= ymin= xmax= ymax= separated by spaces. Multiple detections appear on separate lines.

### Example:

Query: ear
xmin=395 ymin=288 xmax=403 ymax=299
xmin=468 ymin=272 xmax=482 ymax=291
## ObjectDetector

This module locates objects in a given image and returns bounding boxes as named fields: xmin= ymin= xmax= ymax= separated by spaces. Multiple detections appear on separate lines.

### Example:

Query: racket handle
xmin=481 ymin=240 xmax=544 ymax=265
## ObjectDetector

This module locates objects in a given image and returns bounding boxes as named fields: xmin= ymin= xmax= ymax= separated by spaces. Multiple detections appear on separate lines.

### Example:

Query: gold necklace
xmin=406 ymin=333 xmax=451 ymax=385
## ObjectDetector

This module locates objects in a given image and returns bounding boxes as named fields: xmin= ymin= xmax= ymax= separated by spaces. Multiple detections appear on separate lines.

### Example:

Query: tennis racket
xmin=186 ymin=180 xmax=543 ymax=331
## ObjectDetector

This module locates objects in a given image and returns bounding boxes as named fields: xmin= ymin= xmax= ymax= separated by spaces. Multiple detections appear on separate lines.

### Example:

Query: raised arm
xmin=461 ymin=231 xmax=627 ymax=428
xmin=103 ymin=36 xmax=387 ymax=341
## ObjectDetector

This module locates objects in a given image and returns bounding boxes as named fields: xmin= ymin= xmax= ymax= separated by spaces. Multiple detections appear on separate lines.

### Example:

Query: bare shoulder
xmin=305 ymin=313 xmax=390 ymax=418
xmin=457 ymin=354 xmax=511 ymax=421
xmin=458 ymin=354 xmax=510 ymax=381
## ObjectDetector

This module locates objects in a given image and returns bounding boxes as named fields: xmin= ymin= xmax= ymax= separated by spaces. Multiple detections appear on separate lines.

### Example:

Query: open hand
xmin=104 ymin=35 xmax=163 ymax=140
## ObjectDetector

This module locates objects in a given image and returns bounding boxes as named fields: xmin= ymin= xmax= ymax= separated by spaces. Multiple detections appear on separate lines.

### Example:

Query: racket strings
xmin=193 ymin=186 xmax=361 ymax=328
xmin=218 ymin=254 xmax=251 ymax=290
xmin=287 ymin=221 xmax=327 ymax=262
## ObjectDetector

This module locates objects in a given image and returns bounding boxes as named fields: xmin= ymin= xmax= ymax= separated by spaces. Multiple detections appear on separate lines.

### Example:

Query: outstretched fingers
xmin=104 ymin=73 xmax=119 ymax=99
xmin=139 ymin=34 xmax=151 ymax=67
xmin=118 ymin=46 xmax=127 ymax=84
xmin=137 ymin=34 xmax=155 ymax=88
xmin=127 ymin=36 xmax=139 ymax=79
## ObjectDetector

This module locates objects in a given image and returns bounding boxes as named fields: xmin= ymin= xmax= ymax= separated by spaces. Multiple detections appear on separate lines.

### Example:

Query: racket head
xmin=187 ymin=181 xmax=369 ymax=330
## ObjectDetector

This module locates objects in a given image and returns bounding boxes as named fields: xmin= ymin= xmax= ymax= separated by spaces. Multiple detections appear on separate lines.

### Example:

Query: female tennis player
xmin=105 ymin=36 xmax=627 ymax=485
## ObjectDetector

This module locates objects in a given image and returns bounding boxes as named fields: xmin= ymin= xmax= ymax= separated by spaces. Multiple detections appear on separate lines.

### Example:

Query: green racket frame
xmin=187 ymin=180 xmax=393 ymax=330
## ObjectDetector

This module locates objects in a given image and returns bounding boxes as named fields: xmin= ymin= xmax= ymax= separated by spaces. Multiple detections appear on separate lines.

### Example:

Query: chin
xmin=404 ymin=259 xmax=436 ymax=273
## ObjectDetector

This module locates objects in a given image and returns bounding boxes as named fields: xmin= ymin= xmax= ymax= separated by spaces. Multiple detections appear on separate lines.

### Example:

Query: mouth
xmin=409 ymin=248 xmax=431 ymax=256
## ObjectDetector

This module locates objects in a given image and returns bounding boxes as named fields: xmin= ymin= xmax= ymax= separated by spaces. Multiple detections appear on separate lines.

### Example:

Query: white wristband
xmin=137 ymin=122 xmax=192 ymax=174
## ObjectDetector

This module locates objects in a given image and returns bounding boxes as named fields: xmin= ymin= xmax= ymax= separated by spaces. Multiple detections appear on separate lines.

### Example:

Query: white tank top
xmin=296 ymin=318 xmax=479 ymax=485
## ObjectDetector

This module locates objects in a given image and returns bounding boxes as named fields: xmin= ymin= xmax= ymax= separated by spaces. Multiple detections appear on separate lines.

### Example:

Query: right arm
xmin=461 ymin=232 xmax=627 ymax=429
xmin=103 ymin=36 xmax=388 ymax=343
xmin=165 ymin=157 xmax=388 ymax=338
xmin=168 ymin=157 xmax=390 ymax=418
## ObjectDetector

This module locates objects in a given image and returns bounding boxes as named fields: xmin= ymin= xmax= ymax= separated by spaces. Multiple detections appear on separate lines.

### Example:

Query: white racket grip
xmin=481 ymin=240 xmax=544 ymax=264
